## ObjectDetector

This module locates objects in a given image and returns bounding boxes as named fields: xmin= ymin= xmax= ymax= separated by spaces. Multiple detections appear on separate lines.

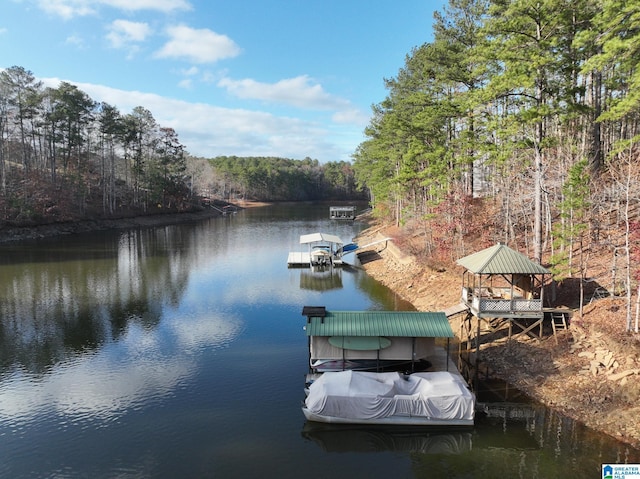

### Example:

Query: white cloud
xmin=100 ymin=0 xmax=192 ymax=12
xmin=36 ymin=0 xmax=191 ymax=19
xmin=0 ymin=312 xmax=241 ymax=420
xmin=217 ymin=75 xmax=351 ymax=111
xmin=178 ymin=78 xmax=192 ymax=89
xmin=41 ymin=77 xmax=352 ymax=161
xmin=106 ymin=19 xmax=151 ymax=49
xmin=155 ymin=24 xmax=241 ymax=64
xmin=37 ymin=0 xmax=96 ymax=19
xmin=180 ymin=66 xmax=199 ymax=76
xmin=64 ymin=34 xmax=86 ymax=48
xmin=332 ymin=107 xmax=370 ymax=126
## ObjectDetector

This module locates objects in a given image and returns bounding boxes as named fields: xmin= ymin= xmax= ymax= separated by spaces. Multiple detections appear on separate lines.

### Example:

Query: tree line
xmin=202 ymin=156 xmax=366 ymax=202
xmin=351 ymin=0 xmax=640 ymax=330
xmin=0 ymin=66 xmax=191 ymax=221
xmin=0 ymin=66 xmax=367 ymax=224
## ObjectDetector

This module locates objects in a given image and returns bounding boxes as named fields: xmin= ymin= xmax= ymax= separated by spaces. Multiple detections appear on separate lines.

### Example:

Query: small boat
xmin=302 ymin=370 xmax=475 ymax=426
xmin=310 ymin=336 xmax=431 ymax=372
xmin=310 ymin=246 xmax=332 ymax=266
xmin=310 ymin=358 xmax=432 ymax=373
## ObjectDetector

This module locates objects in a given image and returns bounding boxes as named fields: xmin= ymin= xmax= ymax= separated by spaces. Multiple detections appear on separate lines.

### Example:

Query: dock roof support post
xmin=446 ymin=337 xmax=450 ymax=371
xmin=476 ymin=316 xmax=481 ymax=357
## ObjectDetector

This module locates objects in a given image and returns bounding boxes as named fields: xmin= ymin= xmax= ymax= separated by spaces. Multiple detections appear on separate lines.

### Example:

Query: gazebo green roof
xmin=304 ymin=310 xmax=454 ymax=338
xmin=456 ymin=243 xmax=550 ymax=275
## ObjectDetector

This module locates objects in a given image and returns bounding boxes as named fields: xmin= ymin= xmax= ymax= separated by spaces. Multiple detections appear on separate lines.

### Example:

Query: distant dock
xmin=329 ymin=205 xmax=357 ymax=220
xmin=287 ymin=232 xmax=345 ymax=268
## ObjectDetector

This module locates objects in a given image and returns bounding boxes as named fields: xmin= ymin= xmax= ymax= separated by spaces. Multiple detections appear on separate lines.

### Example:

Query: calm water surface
xmin=0 ymin=203 xmax=637 ymax=478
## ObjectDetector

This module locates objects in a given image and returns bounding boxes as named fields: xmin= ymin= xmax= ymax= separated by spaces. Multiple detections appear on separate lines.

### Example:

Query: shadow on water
xmin=301 ymin=416 xmax=543 ymax=455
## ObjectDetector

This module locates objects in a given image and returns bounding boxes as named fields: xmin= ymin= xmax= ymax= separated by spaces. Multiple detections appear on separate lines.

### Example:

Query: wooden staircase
xmin=551 ymin=311 xmax=569 ymax=343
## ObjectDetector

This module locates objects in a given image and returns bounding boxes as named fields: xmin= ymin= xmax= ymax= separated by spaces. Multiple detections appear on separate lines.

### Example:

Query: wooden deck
xmin=453 ymin=302 xmax=572 ymax=350
xmin=287 ymin=252 xmax=311 ymax=265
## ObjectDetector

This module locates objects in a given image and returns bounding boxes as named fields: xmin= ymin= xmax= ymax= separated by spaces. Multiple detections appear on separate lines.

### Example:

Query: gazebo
xmin=456 ymin=243 xmax=552 ymax=344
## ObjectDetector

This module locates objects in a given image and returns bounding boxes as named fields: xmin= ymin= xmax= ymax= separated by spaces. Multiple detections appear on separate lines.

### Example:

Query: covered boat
xmin=303 ymin=370 xmax=474 ymax=426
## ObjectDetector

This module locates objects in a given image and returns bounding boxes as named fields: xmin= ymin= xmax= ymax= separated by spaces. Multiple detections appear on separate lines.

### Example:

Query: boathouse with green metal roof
xmin=301 ymin=307 xmax=455 ymax=373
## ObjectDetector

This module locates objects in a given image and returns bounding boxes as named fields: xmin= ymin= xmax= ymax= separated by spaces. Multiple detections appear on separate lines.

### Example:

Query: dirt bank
xmin=355 ymin=222 xmax=640 ymax=450
xmin=0 ymin=201 xmax=262 ymax=243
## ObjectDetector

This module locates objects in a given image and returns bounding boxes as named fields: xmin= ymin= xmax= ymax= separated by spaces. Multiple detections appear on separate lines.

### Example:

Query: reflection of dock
xmin=299 ymin=268 xmax=343 ymax=291
xmin=301 ymin=406 xmax=542 ymax=454
xmin=477 ymin=402 xmax=537 ymax=420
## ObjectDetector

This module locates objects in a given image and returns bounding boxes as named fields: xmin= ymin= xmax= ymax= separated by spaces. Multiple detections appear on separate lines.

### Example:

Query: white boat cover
xmin=304 ymin=371 xmax=474 ymax=423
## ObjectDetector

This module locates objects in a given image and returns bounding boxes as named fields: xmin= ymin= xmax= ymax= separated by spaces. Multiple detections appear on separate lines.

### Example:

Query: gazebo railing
xmin=462 ymin=287 xmax=542 ymax=315
xmin=474 ymin=297 xmax=541 ymax=313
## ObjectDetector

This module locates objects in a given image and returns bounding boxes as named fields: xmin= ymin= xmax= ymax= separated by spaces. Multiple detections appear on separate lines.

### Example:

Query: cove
xmin=0 ymin=202 xmax=637 ymax=478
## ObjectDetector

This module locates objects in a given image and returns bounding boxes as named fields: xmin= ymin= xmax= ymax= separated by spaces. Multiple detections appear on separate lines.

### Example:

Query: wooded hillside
xmin=0 ymin=67 xmax=365 ymax=223
xmin=202 ymin=156 xmax=366 ymax=201
xmin=352 ymin=0 xmax=640 ymax=332
xmin=0 ymin=67 xmax=193 ymax=221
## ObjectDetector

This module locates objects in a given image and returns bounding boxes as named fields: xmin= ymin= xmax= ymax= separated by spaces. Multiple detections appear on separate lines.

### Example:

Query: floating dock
xmin=287 ymin=252 xmax=343 ymax=266
xmin=329 ymin=205 xmax=357 ymax=220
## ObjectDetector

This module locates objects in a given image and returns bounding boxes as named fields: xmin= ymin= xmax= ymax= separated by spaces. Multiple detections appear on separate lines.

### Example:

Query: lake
xmin=0 ymin=202 xmax=637 ymax=478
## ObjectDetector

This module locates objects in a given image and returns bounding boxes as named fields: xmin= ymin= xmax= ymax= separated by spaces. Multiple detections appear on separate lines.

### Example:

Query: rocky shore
xmin=355 ymin=224 xmax=640 ymax=450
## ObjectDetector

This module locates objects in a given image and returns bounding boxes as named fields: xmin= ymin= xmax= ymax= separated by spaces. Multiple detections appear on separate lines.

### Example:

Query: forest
xmin=0 ymin=67 xmax=193 ymax=221
xmin=196 ymin=156 xmax=366 ymax=202
xmin=0 ymin=66 xmax=365 ymax=223
xmin=351 ymin=0 xmax=640 ymax=331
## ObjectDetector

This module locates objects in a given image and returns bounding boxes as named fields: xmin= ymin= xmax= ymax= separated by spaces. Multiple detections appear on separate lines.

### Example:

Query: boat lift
xmin=287 ymin=234 xmax=392 ymax=268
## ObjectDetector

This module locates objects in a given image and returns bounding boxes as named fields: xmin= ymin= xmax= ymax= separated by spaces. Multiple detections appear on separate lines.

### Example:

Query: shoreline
xmin=0 ymin=208 xmax=223 ymax=243
xmin=354 ymin=221 xmax=640 ymax=451
xmin=1 ymin=204 xmax=637 ymax=450
xmin=0 ymin=200 xmax=275 ymax=244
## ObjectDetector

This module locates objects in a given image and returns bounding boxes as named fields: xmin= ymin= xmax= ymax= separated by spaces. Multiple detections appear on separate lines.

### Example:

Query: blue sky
xmin=1 ymin=0 xmax=445 ymax=162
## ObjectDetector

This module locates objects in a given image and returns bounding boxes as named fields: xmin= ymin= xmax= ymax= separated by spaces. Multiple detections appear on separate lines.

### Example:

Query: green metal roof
xmin=305 ymin=311 xmax=454 ymax=338
xmin=456 ymin=243 xmax=550 ymax=275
